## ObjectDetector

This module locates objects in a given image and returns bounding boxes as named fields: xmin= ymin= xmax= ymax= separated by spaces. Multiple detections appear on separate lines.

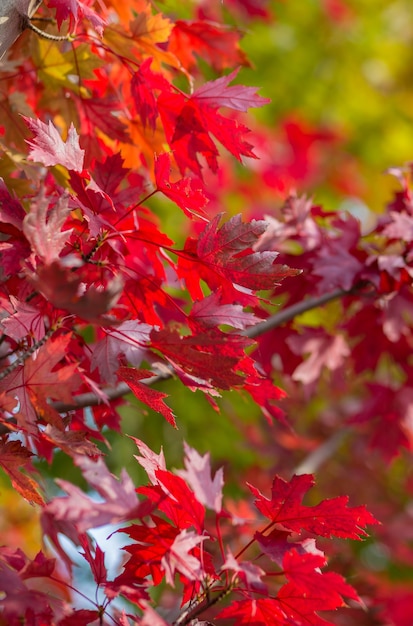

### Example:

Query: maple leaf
xmin=131 ymin=58 xmax=170 ymax=130
xmin=139 ymin=469 xmax=205 ymax=532
xmin=249 ymin=473 xmax=378 ymax=539
xmin=91 ymin=321 xmax=152 ymax=384
xmin=118 ymin=367 xmax=176 ymax=427
xmin=132 ymin=436 xmax=167 ymax=484
xmin=79 ymin=535 xmax=107 ymax=585
xmin=190 ymin=213 xmax=299 ymax=292
xmin=154 ymin=152 xmax=210 ymax=219
xmin=193 ymin=69 xmax=270 ymax=112
xmin=0 ymin=335 xmax=81 ymax=433
xmin=120 ymin=516 xmax=180 ymax=586
xmin=0 ymin=179 xmax=26 ymax=230
xmin=0 ymin=296 xmax=45 ymax=343
xmin=189 ymin=289 xmax=258 ymax=331
xmin=287 ymin=331 xmax=350 ymax=386
xmin=23 ymin=117 xmax=85 ymax=172
xmin=282 ymin=549 xmax=359 ymax=607
xmin=216 ymin=598 xmax=286 ymax=625
xmin=43 ymin=455 xmax=141 ymax=534
xmin=175 ymin=442 xmax=224 ymax=513
xmin=169 ymin=20 xmax=249 ymax=72
xmin=0 ymin=437 xmax=44 ymax=505
xmin=23 ymin=189 xmax=72 ymax=264
xmin=161 ymin=528 xmax=206 ymax=586
xmin=58 ymin=610 xmax=102 ymax=626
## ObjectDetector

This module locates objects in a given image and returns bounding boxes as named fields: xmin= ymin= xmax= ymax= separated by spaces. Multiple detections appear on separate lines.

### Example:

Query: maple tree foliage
xmin=0 ymin=1 xmax=411 ymax=625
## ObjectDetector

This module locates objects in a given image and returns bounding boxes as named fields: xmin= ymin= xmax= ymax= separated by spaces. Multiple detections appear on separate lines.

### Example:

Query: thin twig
xmin=244 ymin=288 xmax=350 ymax=339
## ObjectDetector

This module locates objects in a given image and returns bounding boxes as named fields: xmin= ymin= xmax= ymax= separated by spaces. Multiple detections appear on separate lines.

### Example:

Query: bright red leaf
xmin=249 ymin=473 xmax=378 ymax=539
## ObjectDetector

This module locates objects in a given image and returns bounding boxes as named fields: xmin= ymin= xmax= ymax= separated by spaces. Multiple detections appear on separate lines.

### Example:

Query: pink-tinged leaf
xmin=104 ymin=571 xmax=149 ymax=606
xmin=154 ymin=152 xmax=209 ymax=219
xmin=248 ymin=473 xmax=378 ymax=539
xmin=138 ymin=603 xmax=170 ymax=626
xmin=192 ymin=69 xmax=270 ymax=112
xmin=1 ymin=296 xmax=45 ymax=343
xmin=189 ymin=289 xmax=258 ymax=331
xmin=44 ymin=455 xmax=141 ymax=533
xmin=175 ymin=441 xmax=224 ymax=513
xmin=118 ymin=366 xmax=176 ymax=427
xmin=222 ymin=549 xmax=267 ymax=592
xmin=131 ymin=437 xmax=167 ymax=484
xmin=24 ymin=117 xmax=85 ymax=172
xmin=160 ymin=529 xmax=206 ymax=586
xmin=383 ymin=211 xmax=413 ymax=241
xmin=282 ymin=549 xmax=359 ymax=607
xmin=216 ymin=598 xmax=286 ymax=625
xmin=91 ymin=321 xmax=152 ymax=384
xmin=23 ymin=190 xmax=72 ymax=264
xmin=287 ymin=331 xmax=350 ymax=386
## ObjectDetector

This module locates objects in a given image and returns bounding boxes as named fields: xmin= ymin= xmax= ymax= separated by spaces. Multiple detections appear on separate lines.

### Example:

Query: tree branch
xmin=243 ymin=287 xmax=351 ymax=339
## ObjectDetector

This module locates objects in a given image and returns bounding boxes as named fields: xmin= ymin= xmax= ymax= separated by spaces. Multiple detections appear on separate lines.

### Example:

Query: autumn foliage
xmin=0 ymin=1 xmax=412 ymax=625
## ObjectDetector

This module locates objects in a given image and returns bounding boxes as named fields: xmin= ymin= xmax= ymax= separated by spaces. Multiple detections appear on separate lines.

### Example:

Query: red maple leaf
xmin=216 ymin=598 xmax=286 ymax=625
xmin=118 ymin=367 xmax=176 ymax=427
xmin=248 ymin=473 xmax=378 ymax=539
xmin=158 ymin=73 xmax=268 ymax=176
xmin=179 ymin=214 xmax=299 ymax=299
xmin=169 ymin=20 xmax=249 ymax=71
xmin=154 ymin=152 xmax=210 ymax=219
xmin=24 ymin=117 xmax=85 ymax=172
xmin=282 ymin=549 xmax=359 ymax=607
xmin=120 ymin=516 xmax=180 ymax=586
xmin=139 ymin=469 xmax=205 ymax=532
xmin=0 ymin=335 xmax=81 ymax=433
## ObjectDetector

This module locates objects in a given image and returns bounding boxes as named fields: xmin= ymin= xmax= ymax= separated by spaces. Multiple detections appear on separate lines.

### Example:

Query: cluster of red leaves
xmin=0 ymin=438 xmax=377 ymax=625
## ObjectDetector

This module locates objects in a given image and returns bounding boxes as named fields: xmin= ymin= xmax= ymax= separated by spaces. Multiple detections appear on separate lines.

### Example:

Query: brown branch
xmin=243 ymin=287 xmax=351 ymax=339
